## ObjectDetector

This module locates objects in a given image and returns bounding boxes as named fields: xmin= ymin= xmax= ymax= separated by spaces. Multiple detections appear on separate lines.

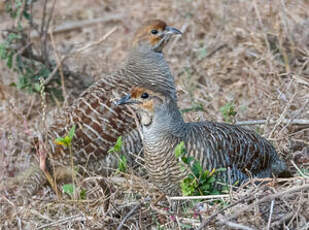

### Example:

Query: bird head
xmin=132 ymin=19 xmax=182 ymax=52
xmin=116 ymin=87 xmax=184 ymax=132
xmin=115 ymin=87 xmax=166 ymax=126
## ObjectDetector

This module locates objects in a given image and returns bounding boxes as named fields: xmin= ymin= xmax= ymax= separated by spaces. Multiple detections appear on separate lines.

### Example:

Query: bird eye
xmin=141 ymin=92 xmax=149 ymax=99
xmin=151 ymin=29 xmax=158 ymax=35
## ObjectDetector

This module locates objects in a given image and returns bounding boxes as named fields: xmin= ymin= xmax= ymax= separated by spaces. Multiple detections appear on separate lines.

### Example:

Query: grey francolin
xmin=116 ymin=87 xmax=289 ymax=196
xmin=5 ymin=20 xmax=182 ymax=198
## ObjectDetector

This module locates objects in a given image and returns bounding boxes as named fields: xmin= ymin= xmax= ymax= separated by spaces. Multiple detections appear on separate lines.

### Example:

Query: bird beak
xmin=164 ymin=26 xmax=182 ymax=36
xmin=115 ymin=94 xmax=132 ymax=105
xmin=115 ymin=94 xmax=142 ymax=106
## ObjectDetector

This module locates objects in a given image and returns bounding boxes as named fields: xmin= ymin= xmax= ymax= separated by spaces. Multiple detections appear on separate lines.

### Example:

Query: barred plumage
xmin=7 ymin=20 xmax=182 ymax=197
xmin=116 ymin=87 xmax=289 ymax=195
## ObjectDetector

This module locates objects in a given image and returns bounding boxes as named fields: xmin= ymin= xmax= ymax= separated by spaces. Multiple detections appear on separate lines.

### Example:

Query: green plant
xmin=220 ymin=102 xmax=237 ymax=123
xmin=118 ymin=155 xmax=127 ymax=173
xmin=1 ymin=0 xmax=63 ymax=98
xmin=54 ymin=125 xmax=76 ymax=148
xmin=197 ymin=47 xmax=208 ymax=61
xmin=108 ymin=136 xmax=128 ymax=173
xmin=180 ymin=102 xmax=204 ymax=114
xmin=108 ymin=136 xmax=122 ymax=153
xmin=62 ymin=183 xmax=87 ymax=200
xmin=55 ymin=125 xmax=77 ymax=198
xmin=62 ymin=183 xmax=75 ymax=197
xmin=175 ymin=141 xmax=228 ymax=196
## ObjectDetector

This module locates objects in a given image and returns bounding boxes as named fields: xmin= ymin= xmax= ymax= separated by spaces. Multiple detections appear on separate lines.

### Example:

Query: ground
xmin=0 ymin=0 xmax=308 ymax=229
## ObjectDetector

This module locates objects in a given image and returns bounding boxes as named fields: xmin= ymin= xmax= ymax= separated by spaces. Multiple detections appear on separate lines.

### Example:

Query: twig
xmin=270 ymin=213 xmax=294 ymax=228
xmin=278 ymin=99 xmax=309 ymax=136
xmin=1 ymin=195 xmax=16 ymax=207
xmin=37 ymin=215 xmax=86 ymax=229
xmin=224 ymin=184 xmax=309 ymax=221
xmin=205 ymin=44 xmax=228 ymax=59
xmin=40 ymin=0 xmax=49 ymax=66
xmin=218 ymin=217 xmax=256 ymax=230
xmin=268 ymin=92 xmax=297 ymax=138
xmin=117 ymin=198 xmax=150 ymax=230
xmin=235 ymin=119 xmax=309 ymax=126
xmin=252 ymin=0 xmax=271 ymax=52
xmin=43 ymin=55 xmax=67 ymax=86
xmin=169 ymin=194 xmax=229 ymax=201
xmin=196 ymin=194 xmax=254 ymax=230
xmin=197 ymin=183 xmax=309 ymax=230
xmin=49 ymin=26 xmax=67 ymax=101
xmin=30 ymin=15 xmax=122 ymax=38
xmin=75 ymin=26 xmax=118 ymax=54
xmin=44 ymin=26 xmax=117 ymax=87
xmin=290 ymin=160 xmax=308 ymax=178
xmin=266 ymin=200 xmax=275 ymax=230
xmin=14 ymin=0 xmax=27 ymax=28
xmin=241 ymin=177 xmax=304 ymax=187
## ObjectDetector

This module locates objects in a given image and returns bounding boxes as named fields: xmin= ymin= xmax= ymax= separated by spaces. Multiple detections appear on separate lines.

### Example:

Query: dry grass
xmin=0 ymin=0 xmax=308 ymax=229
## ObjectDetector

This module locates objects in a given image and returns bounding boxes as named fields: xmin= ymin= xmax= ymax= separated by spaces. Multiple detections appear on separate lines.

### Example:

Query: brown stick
xmin=30 ymin=15 xmax=122 ymax=38
xmin=224 ymin=184 xmax=309 ymax=221
xmin=235 ymin=119 xmax=309 ymax=126
xmin=117 ymin=197 xmax=151 ymax=230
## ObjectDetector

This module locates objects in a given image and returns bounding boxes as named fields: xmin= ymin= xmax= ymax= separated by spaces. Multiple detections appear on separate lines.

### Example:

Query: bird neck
xmin=123 ymin=46 xmax=177 ymax=101
xmin=142 ymin=100 xmax=186 ymax=143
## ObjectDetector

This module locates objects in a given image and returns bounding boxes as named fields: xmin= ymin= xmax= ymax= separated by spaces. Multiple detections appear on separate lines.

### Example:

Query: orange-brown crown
xmin=130 ymin=87 xmax=154 ymax=111
xmin=130 ymin=87 xmax=146 ymax=98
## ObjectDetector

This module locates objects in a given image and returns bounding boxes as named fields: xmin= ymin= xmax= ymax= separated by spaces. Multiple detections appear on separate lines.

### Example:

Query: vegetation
xmin=175 ymin=141 xmax=228 ymax=196
xmin=1 ymin=0 xmax=308 ymax=229
xmin=108 ymin=136 xmax=128 ymax=173
xmin=0 ymin=0 xmax=63 ymax=97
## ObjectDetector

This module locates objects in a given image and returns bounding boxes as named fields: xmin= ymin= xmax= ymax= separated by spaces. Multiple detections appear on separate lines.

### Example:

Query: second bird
xmin=116 ymin=87 xmax=289 ymax=196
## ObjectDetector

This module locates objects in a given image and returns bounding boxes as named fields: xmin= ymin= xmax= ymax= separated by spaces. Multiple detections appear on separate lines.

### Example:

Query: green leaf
xmin=54 ymin=125 xmax=76 ymax=147
xmin=175 ymin=141 xmax=186 ymax=158
xmin=181 ymin=179 xmax=195 ymax=196
xmin=198 ymin=47 xmax=207 ymax=60
xmin=220 ymin=102 xmax=237 ymax=123
xmin=215 ymin=167 xmax=227 ymax=172
xmin=108 ymin=136 xmax=123 ymax=153
xmin=64 ymin=136 xmax=71 ymax=143
xmin=68 ymin=125 xmax=76 ymax=140
xmin=62 ymin=184 xmax=75 ymax=196
xmin=55 ymin=137 xmax=67 ymax=147
xmin=0 ymin=44 xmax=7 ymax=59
xmin=9 ymin=82 xmax=16 ymax=87
xmin=7 ymin=33 xmax=21 ymax=42
xmin=23 ymin=11 xmax=31 ymax=20
xmin=34 ymin=83 xmax=41 ymax=92
xmin=118 ymin=154 xmax=127 ymax=173
xmin=80 ymin=189 xmax=87 ymax=200
xmin=6 ymin=52 xmax=13 ymax=69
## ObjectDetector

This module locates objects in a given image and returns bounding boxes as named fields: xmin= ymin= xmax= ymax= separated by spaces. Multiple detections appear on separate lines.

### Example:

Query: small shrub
xmin=62 ymin=183 xmax=75 ymax=197
xmin=54 ymin=125 xmax=76 ymax=147
xmin=62 ymin=183 xmax=87 ymax=200
xmin=118 ymin=155 xmax=127 ymax=173
xmin=108 ymin=136 xmax=127 ymax=173
xmin=1 ymin=0 xmax=63 ymax=99
xmin=108 ymin=136 xmax=122 ymax=153
xmin=220 ymin=102 xmax=237 ymax=123
xmin=175 ymin=141 xmax=228 ymax=196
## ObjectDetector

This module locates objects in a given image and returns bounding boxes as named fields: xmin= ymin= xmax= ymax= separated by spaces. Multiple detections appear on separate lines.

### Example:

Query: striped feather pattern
xmin=141 ymin=100 xmax=288 ymax=196
xmin=20 ymin=38 xmax=178 ymax=196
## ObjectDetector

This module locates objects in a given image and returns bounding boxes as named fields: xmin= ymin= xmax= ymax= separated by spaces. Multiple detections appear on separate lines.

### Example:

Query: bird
xmin=3 ymin=20 xmax=182 ymax=198
xmin=116 ymin=87 xmax=290 ymax=196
